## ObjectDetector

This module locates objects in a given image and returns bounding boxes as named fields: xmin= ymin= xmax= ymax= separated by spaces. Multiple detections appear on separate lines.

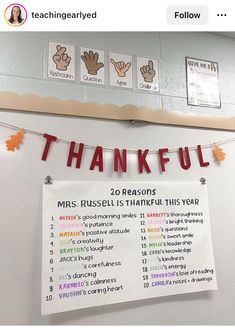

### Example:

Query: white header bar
xmin=0 ymin=0 xmax=234 ymax=31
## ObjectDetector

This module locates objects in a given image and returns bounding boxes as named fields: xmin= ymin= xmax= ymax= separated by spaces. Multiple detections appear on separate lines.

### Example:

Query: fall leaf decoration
xmin=213 ymin=143 xmax=226 ymax=161
xmin=5 ymin=128 xmax=25 ymax=151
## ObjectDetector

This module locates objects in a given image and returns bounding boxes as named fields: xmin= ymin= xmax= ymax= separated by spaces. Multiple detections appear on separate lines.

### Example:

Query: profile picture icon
xmin=4 ymin=3 xmax=27 ymax=27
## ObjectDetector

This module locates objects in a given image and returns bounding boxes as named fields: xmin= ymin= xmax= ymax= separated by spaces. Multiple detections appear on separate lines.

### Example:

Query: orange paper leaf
xmin=5 ymin=128 xmax=25 ymax=151
xmin=213 ymin=143 xmax=225 ymax=161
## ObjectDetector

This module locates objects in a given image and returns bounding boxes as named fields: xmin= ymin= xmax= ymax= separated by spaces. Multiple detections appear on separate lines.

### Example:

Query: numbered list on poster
xmin=42 ymin=181 xmax=217 ymax=315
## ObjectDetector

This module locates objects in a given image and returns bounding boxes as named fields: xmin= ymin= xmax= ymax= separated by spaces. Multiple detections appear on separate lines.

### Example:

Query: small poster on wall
xmin=109 ymin=52 xmax=133 ymax=89
xmin=80 ymin=47 xmax=105 ymax=85
xmin=137 ymin=57 xmax=159 ymax=92
xmin=41 ymin=181 xmax=217 ymax=315
xmin=186 ymin=57 xmax=221 ymax=108
xmin=48 ymin=42 xmax=75 ymax=81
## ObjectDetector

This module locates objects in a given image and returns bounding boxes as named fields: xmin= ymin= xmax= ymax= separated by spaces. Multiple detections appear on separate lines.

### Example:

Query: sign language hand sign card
xmin=53 ymin=45 xmax=71 ymax=71
xmin=109 ymin=52 xmax=133 ymax=89
xmin=48 ymin=42 xmax=75 ymax=81
xmin=110 ymin=59 xmax=131 ymax=77
xmin=80 ymin=47 xmax=105 ymax=85
xmin=137 ymin=57 xmax=159 ymax=92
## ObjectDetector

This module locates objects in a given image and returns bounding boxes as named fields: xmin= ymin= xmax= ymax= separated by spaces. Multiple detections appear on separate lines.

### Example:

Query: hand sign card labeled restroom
xmin=48 ymin=42 xmax=75 ymax=81
xmin=109 ymin=52 xmax=133 ymax=89
xmin=80 ymin=47 xmax=105 ymax=85
xmin=137 ymin=57 xmax=159 ymax=92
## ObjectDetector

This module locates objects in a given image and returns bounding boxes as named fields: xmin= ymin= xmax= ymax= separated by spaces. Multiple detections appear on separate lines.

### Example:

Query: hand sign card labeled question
xmin=137 ymin=57 xmax=159 ymax=92
xmin=48 ymin=42 xmax=75 ymax=81
xmin=109 ymin=52 xmax=133 ymax=89
xmin=80 ymin=47 xmax=105 ymax=85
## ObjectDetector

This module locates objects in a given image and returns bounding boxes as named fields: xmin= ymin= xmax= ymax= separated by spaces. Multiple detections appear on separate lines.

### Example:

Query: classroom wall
xmin=0 ymin=32 xmax=234 ymax=325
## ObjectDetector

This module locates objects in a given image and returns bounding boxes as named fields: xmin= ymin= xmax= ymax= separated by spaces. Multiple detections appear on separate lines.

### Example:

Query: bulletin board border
xmin=0 ymin=91 xmax=234 ymax=131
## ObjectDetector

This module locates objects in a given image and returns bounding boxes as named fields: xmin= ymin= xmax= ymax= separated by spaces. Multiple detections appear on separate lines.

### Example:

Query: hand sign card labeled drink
xmin=109 ymin=52 xmax=133 ymax=89
xmin=80 ymin=47 xmax=105 ymax=85
xmin=48 ymin=42 xmax=75 ymax=81
xmin=137 ymin=57 xmax=159 ymax=92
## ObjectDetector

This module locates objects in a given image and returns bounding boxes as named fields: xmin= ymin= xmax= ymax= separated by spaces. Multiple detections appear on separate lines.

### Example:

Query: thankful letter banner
xmin=1 ymin=122 xmax=231 ymax=174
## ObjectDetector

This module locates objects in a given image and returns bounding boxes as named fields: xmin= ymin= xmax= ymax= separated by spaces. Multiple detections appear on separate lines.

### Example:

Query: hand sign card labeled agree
xmin=80 ymin=47 xmax=105 ymax=85
xmin=137 ymin=57 xmax=159 ymax=93
xmin=48 ymin=42 xmax=75 ymax=81
xmin=109 ymin=52 xmax=133 ymax=89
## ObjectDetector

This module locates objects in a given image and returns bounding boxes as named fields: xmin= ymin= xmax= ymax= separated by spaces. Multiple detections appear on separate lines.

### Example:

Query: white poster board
xmin=136 ymin=57 xmax=159 ymax=92
xmin=42 ymin=181 xmax=217 ymax=315
xmin=185 ymin=57 xmax=221 ymax=108
xmin=109 ymin=52 xmax=133 ymax=89
xmin=80 ymin=47 xmax=105 ymax=85
xmin=48 ymin=42 xmax=75 ymax=81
